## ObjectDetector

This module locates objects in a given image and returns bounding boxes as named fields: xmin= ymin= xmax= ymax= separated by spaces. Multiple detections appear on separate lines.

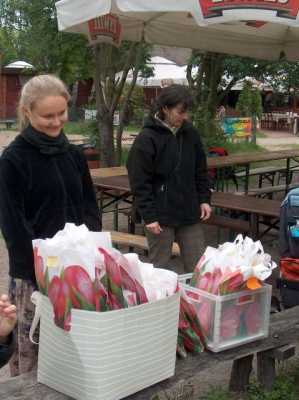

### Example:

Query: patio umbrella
xmin=56 ymin=1 xmax=299 ymax=61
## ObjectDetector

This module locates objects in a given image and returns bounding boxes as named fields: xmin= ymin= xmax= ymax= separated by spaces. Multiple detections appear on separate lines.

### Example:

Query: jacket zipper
xmin=157 ymin=184 xmax=164 ymax=194
xmin=52 ymin=157 xmax=67 ymax=207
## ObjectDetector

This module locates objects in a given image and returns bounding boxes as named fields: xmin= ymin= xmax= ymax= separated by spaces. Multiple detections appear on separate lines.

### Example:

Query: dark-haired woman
xmin=127 ymin=85 xmax=211 ymax=273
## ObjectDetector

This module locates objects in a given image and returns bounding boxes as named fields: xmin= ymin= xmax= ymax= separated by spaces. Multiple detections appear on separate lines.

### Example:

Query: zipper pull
xmin=161 ymin=185 xmax=164 ymax=192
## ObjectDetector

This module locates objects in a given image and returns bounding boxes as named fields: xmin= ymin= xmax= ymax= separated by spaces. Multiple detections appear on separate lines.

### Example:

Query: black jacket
xmin=0 ymin=135 xmax=102 ymax=283
xmin=126 ymin=114 xmax=211 ymax=226
xmin=0 ymin=332 xmax=15 ymax=369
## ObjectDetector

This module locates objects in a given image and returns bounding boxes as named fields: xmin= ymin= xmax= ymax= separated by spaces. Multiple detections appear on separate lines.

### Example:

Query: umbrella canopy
xmin=56 ymin=1 xmax=299 ymax=61
xmin=115 ymin=56 xmax=189 ymax=87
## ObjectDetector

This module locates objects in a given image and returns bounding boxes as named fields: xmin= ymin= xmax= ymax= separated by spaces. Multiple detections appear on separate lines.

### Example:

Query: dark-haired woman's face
xmin=162 ymin=103 xmax=189 ymax=127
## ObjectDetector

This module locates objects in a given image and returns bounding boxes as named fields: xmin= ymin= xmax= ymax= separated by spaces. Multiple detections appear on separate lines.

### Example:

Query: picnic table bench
xmin=106 ymin=213 xmax=279 ymax=254
xmin=2 ymin=306 xmax=298 ymax=399
xmin=0 ymin=119 xmax=17 ymax=129
xmin=248 ymin=182 xmax=298 ymax=199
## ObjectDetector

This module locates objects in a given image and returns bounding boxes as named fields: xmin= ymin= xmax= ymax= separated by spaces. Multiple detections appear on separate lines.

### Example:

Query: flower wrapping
xmin=178 ymin=234 xmax=274 ymax=354
xmin=33 ymin=223 xmax=179 ymax=331
xmin=189 ymin=234 xmax=277 ymax=295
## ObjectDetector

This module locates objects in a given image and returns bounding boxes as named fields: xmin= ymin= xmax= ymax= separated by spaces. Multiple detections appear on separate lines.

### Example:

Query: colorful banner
xmin=219 ymin=117 xmax=252 ymax=137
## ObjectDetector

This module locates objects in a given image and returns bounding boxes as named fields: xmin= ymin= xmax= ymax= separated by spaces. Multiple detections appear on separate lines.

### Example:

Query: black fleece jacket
xmin=0 ymin=331 xmax=15 ymax=369
xmin=126 ymin=114 xmax=211 ymax=226
xmin=0 ymin=135 xmax=102 ymax=283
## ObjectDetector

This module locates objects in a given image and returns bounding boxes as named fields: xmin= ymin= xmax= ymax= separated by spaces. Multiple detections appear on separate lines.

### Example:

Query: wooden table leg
xmin=229 ymin=354 xmax=254 ymax=391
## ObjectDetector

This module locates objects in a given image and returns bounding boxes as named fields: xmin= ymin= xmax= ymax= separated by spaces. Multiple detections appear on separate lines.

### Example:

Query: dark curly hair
xmin=153 ymin=85 xmax=194 ymax=120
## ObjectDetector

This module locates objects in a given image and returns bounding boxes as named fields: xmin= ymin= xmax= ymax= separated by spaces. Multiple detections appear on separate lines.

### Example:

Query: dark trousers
xmin=144 ymin=221 xmax=206 ymax=273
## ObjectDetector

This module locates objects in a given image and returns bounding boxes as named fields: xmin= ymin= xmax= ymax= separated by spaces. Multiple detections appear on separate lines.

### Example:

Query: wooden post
xmin=229 ymin=354 xmax=254 ymax=391
xmin=256 ymin=352 xmax=276 ymax=391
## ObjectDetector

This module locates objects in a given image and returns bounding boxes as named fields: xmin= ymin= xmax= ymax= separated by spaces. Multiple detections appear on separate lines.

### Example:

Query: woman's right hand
xmin=145 ymin=221 xmax=163 ymax=235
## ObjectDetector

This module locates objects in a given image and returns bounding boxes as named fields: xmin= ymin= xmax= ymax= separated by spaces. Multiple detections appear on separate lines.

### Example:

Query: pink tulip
xmin=218 ymin=267 xmax=245 ymax=295
xmin=210 ymin=267 xmax=222 ymax=295
xmin=220 ymin=304 xmax=240 ymax=339
xmin=245 ymin=302 xmax=261 ymax=335
xmin=48 ymin=276 xmax=71 ymax=331
xmin=64 ymin=265 xmax=95 ymax=309
xmin=94 ymin=279 xmax=108 ymax=312
xmin=120 ymin=266 xmax=138 ymax=293
xmin=98 ymin=248 xmax=121 ymax=286
xmin=195 ymin=272 xmax=213 ymax=292
xmin=197 ymin=301 xmax=212 ymax=335
xmin=108 ymin=292 xmax=123 ymax=310
xmin=33 ymin=247 xmax=46 ymax=293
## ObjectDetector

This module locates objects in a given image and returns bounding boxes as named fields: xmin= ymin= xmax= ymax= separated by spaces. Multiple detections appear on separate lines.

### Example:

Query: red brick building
xmin=0 ymin=61 xmax=35 ymax=119
xmin=0 ymin=60 xmax=93 ymax=120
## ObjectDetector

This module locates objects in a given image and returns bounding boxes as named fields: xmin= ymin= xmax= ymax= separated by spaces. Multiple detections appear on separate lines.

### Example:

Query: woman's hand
xmin=200 ymin=203 xmax=212 ymax=221
xmin=145 ymin=221 xmax=163 ymax=235
xmin=0 ymin=294 xmax=17 ymax=343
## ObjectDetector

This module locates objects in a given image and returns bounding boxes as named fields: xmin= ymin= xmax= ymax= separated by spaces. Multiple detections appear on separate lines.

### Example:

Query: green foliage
xmin=251 ymin=89 xmax=263 ymax=119
xmin=82 ymin=118 xmax=100 ymax=149
xmin=117 ymin=83 xmax=146 ymax=126
xmin=0 ymin=0 xmax=93 ymax=84
xmin=194 ymin=104 xmax=229 ymax=152
xmin=198 ymin=384 xmax=232 ymax=400
xmin=236 ymin=81 xmax=252 ymax=115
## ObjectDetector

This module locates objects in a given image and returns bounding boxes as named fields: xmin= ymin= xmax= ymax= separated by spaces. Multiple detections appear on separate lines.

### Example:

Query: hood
xmin=143 ymin=113 xmax=190 ymax=134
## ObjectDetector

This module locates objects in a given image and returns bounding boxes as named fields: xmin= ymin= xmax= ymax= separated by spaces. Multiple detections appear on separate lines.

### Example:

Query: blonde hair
xmin=18 ymin=74 xmax=70 ymax=131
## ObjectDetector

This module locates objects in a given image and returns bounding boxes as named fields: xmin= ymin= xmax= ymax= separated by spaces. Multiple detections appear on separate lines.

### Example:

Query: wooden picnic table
xmin=92 ymin=174 xmax=281 ymax=241
xmin=211 ymin=191 xmax=281 ymax=240
xmin=91 ymin=149 xmax=299 ymax=193
xmin=2 ymin=306 xmax=299 ymax=400
xmin=207 ymin=149 xmax=299 ymax=192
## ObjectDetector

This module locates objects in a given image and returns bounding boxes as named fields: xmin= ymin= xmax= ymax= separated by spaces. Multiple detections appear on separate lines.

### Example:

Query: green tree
xmin=0 ymin=0 xmax=153 ymax=166
xmin=185 ymin=50 xmax=299 ymax=149
xmin=92 ymin=40 xmax=153 ymax=166
xmin=236 ymin=81 xmax=252 ymax=115
xmin=117 ymin=83 xmax=145 ymax=125
xmin=0 ymin=0 xmax=93 ymax=85
xmin=251 ymin=88 xmax=263 ymax=119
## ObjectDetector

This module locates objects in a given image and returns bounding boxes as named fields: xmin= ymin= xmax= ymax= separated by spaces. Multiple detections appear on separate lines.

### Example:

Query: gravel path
xmin=0 ymin=127 xmax=297 ymax=397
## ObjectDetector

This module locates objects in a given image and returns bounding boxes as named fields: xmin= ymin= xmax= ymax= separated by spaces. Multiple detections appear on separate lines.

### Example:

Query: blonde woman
xmin=0 ymin=75 xmax=102 ymax=376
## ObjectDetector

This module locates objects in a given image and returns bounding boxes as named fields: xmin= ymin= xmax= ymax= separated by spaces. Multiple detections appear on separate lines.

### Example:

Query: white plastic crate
xmin=180 ymin=274 xmax=272 ymax=352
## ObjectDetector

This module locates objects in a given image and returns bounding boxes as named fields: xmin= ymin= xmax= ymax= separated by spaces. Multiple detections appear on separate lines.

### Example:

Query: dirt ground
xmin=0 ymin=128 xmax=298 ymax=398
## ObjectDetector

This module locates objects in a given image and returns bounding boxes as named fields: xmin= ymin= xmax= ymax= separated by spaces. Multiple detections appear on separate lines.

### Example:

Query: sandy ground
xmin=0 ymin=128 xmax=298 ymax=398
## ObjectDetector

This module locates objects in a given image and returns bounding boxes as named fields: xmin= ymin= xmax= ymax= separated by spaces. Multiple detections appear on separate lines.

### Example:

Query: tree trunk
xmin=93 ymin=44 xmax=115 ymax=167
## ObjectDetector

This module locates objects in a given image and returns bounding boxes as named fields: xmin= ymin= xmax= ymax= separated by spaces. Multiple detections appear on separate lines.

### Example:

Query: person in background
xmin=264 ymin=93 xmax=273 ymax=113
xmin=126 ymin=85 xmax=212 ymax=273
xmin=0 ymin=294 xmax=17 ymax=369
xmin=0 ymin=74 xmax=102 ymax=376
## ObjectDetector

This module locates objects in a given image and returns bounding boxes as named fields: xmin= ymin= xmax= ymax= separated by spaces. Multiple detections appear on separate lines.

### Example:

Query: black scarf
xmin=22 ymin=124 xmax=70 ymax=155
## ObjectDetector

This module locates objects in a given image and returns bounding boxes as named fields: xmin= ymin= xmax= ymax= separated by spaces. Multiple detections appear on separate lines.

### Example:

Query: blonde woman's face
xmin=23 ymin=95 xmax=68 ymax=137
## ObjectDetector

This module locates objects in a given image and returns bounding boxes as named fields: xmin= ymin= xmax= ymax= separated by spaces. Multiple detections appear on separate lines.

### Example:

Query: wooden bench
xmin=0 ymin=119 xmax=16 ymax=129
xmin=235 ymin=165 xmax=299 ymax=190
xmin=105 ymin=215 xmax=279 ymax=255
xmin=3 ymin=306 xmax=299 ymax=399
xmin=235 ymin=166 xmax=289 ymax=187
xmin=126 ymin=307 xmax=299 ymax=398
xmin=205 ymin=214 xmax=279 ymax=240
xmin=107 ymin=230 xmax=181 ymax=256
xmin=248 ymin=182 xmax=298 ymax=199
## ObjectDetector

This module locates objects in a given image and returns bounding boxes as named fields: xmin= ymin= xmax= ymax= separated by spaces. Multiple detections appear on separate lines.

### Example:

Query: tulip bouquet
xmin=189 ymin=234 xmax=277 ymax=295
xmin=179 ymin=234 xmax=275 ymax=353
xmin=177 ymin=287 xmax=207 ymax=358
xmin=33 ymin=223 xmax=179 ymax=332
